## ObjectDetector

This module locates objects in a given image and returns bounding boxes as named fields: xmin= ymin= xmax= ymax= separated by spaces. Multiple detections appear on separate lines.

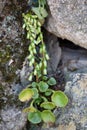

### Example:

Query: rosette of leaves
xmin=19 ymin=77 xmax=68 ymax=124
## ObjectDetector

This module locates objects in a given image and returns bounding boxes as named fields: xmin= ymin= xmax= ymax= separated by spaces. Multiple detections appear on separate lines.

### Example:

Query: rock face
xmin=44 ymin=32 xmax=61 ymax=73
xmin=55 ymin=72 xmax=87 ymax=130
xmin=46 ymin=0 xmax=87 ymax=49
xmin=0 ymin=106 xmax=27 ymax=130
xmin=62 ymin=47 xmax=87 ymax=72
xmin=0 ymin=1 xmax=28 ymax=129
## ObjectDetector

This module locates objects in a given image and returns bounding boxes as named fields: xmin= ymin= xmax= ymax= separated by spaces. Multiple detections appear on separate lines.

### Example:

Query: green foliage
xmin=23 ymin=12 xmax=49 ymax=81
xmin=52 ymin=91 xmax=68 ymax=107
xmin=47 ymin=77 xmax=57 ymax=86
xmin=19 ymin=0 xmax=68 ymax=126
xmin=41 ymin=110 xmax=55 ymax=123
xmin=28 ymin=111 xmax=42 ymax=124
xmin=19 ymin=88 xmax=34 ymax=102
xmin=38 ymin=81 xmax=49 ymax=92
xmin=40 ymin=102 xmax=56 ymax=110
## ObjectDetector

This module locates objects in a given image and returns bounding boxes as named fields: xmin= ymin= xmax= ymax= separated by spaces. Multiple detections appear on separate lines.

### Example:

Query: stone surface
xmin=57 ymin=122 xmax=76 ymax=130
xmin=20 ymin=57 xmax=33 ymax=87
xmin=0 ymin=1 xmax=28 ymax=130
xmin=45 ymin=32 xmax=61 ymax=73
xmin=0 ymin=0 xmax=6 ymax=14
xmin=55 ymin=72 xmax=87 ymax=130
xmin=0 ymin=106 xmax=27 ymax=130
xmin=62 ymin=47 xmax=87 ymax=72
xmin=42 ymin=121 xmax=76 ymax=130
xmin=45 ymin=0 xmax=87 ymax=49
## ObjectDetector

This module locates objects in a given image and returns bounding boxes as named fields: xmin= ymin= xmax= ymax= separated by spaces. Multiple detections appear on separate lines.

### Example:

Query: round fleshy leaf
xmin=45 ymin=89 xmax=52 ymax=96
xmin=19 ymin=88 xmax=34 ymax=102
xmin=28 ymin=111 xmax=42 ymax=124
xmin=40 ymin=102 xmax=55 ymax=110
xmin=23 ymin=107 xmax=36 ymax=113
xmin=41 ymin=110 xmax=55 ymax=123
xmin=51 ymin=91 xmax=68 ymax=107
xmin=38 ymin=81 xmax=49 ymax=92
xmin=32 ymin=82 xmax=37 ymax=87
xmin=47 ymin=77 xmax=56 ymax=86
xmin=34 ymin=97 xmax=42 ymax=105
xmin=42 ymin=76 xmax=48 ymax=81
xmin=32 ymin=88 xmax=39 ymax=99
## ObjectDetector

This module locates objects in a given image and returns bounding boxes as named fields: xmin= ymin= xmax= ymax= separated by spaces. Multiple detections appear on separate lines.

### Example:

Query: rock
xmin=0 ymin=106 xmax=27 ymax=130
xmin=0 ymin=0 xmax=6 ymax=14
xmin=55 ymin=72 xmax=87 ymax=130
xmin=57 ymin=122 xmax=76 ymax=130
xmin=44 ymin=32 xmax=61 ymax=73
xmin=0 ymin=1 xmax=28 ymax=129
xmin=45 ymin=0 xmax=87 ymax=49
xmin=62 ymin=47 xmax=87 ymax=72
xmin=20 ymin=58 xmax=33 ymax=87
xmin=42 ymin=121 xmax=76 ymax=130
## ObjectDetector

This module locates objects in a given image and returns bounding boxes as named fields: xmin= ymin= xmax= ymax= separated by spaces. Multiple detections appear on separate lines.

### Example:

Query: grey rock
xmin=20 ymin=58 xmax=33 ymax=87
xmin=0 ymin=1 xmax=28 ymax=130
xmin=0 ymin=106 xmax=27 ymax=130
xmin=45 ymin=0 xmax=87 ymax=49
xmin=55 ymin=73 xmax=87 ymax=130
xmin=62 ymin=47 xmax=87 ymax=72
xmin=0 ymin=0 xmax=6 ymax=14
xmin=45 ymin=33 xmax=61 ymax=73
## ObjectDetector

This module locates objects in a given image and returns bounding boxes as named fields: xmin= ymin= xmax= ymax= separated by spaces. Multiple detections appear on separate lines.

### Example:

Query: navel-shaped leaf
xmin=23 ymin=106 xmax=36 ymax=113
xmin=28 ymin=111 xmax=42 ymax=124
xmin=51 ymin=91 xmax=68 ymax=107
xmin=19 ymin=88 xmax=34 ymax=102
xmin=34 ymin=97 xmax=42 ymax=105
xmin=42 ymin=76 xmax=48 ymax=81
xmin=47 ymin=77 xmax=56 ymax=86
xmin=32 ymin=88 xmax=39 ymax=99
xmin=38 ymin=81 xmax=49 ymax=92
xmin=32 ymin=82 xmax=37 ymax=88
xmin=40 ymin=102 xmax=55 ymax=110
xmin=45 ymin=89 xmax=52 ymax=96
xmin=41 ymin=110 xmax=55 ymax=123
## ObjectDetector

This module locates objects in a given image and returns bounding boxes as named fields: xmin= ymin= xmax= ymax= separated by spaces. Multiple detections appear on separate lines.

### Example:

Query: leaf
xmin=51 ymin=91 xmax=68 ymax=107
xmin=41 ymin=110 xmax=55 ymax=123
xmin=45 ymin=89 xmax=52 ymax=96
xmin=34 ymin=97 xmax=42 ymax=105
xmin=23 ymin=24 xmax=25 ymax=29
xmin=28 ymin=111 xmax=42 ymax=124
xmin=43 ymin=68 xmax=47 ymax=75
xmin=32 ymin=82 xmax=37 ymax=87
xmin=47 ymin=77 xmax=56 ymax=86
xmin=40 ymin=102 xmax=55 ymax=110
xmin=45 ymin=54 xmax=50 ymax=60
xmin=23 ymin=106 xmax=36 ymax=113
xmin=28 ymin=74 xmax=33 ymax=81
xmin=32 ymin=7 xmax=44 ymax=20
xmin=40 ymin=7 xmax=48 ymax=18
xmin=38 ymin=81 xmax=49 ymax=92
xmin=42 ymin=76 xmax=48 ymax=81
xmin=19 ymin=88 xmax=34 ymax=102
xmin=32 ymin=88 xmax=39 ymax=99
